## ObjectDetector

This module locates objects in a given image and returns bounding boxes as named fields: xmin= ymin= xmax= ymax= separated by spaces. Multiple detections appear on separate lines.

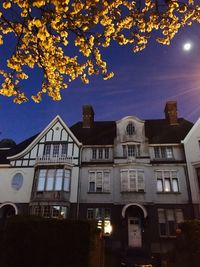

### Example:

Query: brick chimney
xmin=82 ymin=105 xmax=94 ymax=128
xmin=164 ymin=101 xmax=178 ymax=125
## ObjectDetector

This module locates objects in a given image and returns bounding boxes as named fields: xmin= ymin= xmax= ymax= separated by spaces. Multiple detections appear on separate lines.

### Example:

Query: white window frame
xmin=91 ymin=147 xmax=110 ymax=160
xmin=154 ymin=146 xmax=174 ymax=159
xmin=156 ymin=170 xmax=179 ymax=193
xmin=88 ymin=170 xmax=110 ymax=193
xmin=120 ymin=169 xmax=145 ymax=192
xmin=123 ymin=144 xmax=140 ymax=158
xmin=37 ymin=168 xmax=71 ymax=192
xmin=43 ymin=143 xmax=68 ymax=158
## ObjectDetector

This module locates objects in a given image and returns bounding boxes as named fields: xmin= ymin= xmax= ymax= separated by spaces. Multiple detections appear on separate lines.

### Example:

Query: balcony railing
xmin=35 ymin=155 xmax=73 ymax=165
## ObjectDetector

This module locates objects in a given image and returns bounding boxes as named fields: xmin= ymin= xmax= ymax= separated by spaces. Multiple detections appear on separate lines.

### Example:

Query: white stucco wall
xmin=0 ymin=167 xmax=34 ymax=203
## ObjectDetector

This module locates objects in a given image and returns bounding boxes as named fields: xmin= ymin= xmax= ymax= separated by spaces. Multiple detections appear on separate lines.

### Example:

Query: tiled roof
xmin=145 ymin=118 xmax=193 ymax=144
xmin=0 ymin=133 xmax=39 ymax=164
xmin=0 ymin=117 xmax=193 ymax=164
xmin=70 ymin=121 xmax=116 ymax=145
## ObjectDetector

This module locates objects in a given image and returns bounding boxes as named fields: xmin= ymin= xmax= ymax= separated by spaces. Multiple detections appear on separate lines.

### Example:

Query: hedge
xmin=0 ymin=216 xmax=97 ymax=267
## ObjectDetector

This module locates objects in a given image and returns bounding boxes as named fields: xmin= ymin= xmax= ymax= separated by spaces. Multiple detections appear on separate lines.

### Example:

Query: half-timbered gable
xmin=0 ymin=116 xmax=82 ymax=221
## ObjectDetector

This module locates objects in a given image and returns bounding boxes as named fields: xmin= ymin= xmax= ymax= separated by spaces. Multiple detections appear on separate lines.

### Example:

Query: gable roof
xmin=145 ymin=118 xmax=193 ymax=144
xmin=0 ymin=133 xmax=39 ymax=164
xmin=70 ymin=121 xmax=116 ymax=145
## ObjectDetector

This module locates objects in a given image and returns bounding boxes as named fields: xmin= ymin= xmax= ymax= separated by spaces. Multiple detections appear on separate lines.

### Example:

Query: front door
xmin=128 ymin=217 xmax=142 ymax=248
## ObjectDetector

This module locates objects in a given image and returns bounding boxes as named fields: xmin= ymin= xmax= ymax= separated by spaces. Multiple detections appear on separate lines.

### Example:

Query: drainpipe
xmin=76 ymin=144 xmax=83 ymax=219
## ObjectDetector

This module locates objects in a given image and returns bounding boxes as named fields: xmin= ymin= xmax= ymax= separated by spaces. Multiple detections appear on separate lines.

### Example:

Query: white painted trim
xmin=121 ymin=203 xmax=147 ymax=218
xmin=182 ymin=118 xmax=199 ymax=144
xmin=149 ymin=144 xmax=180 ymax=147
xmin=0 ymin=202 xmax=18 ymax=215
xmin=8 ymin=115 xmax=82 ymax=160
xmin=117 ymin=116 xmax=145 ymax=124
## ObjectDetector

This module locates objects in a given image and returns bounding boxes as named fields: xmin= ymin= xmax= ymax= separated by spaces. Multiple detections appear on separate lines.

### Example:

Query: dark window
xmin=196 ymin=168 xmax=200 ymax=190
xmin=126 ymin=123 xmax=135 ymax=135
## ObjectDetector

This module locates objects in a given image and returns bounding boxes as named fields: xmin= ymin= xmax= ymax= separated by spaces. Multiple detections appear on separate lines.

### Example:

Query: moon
xmin=183 ymin=42 xmax=192 ymax=51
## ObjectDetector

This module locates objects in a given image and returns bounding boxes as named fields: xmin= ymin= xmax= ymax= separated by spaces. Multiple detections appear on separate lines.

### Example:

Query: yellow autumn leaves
xmin=0 ymin=0 xmax=200 ymax=103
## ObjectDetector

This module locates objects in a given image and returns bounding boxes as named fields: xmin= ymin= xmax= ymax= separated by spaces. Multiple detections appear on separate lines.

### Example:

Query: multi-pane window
xmin=87 ymin=208 xmax=112 ymax=235
xmin=154 ymin=146 xmax=174 ymax=159
xmin=31 ymin=205 xmax=67 ymax=219
xmin=158 ymin=209 xmax=184 ymax=237
xmin=156 ymin=170 xmax=179 ymax=193
xmin=43 ymin=143 xmax=68 ymax=157
xmin=88 ymin=170 xmax=110 ymax=192
xmin=120 ymin=169 xmax=145 ymax=192
xmin=123 ymin=144 xmax=140 ymax=157
xmin=91 ymin=148 xmax=110 ymax=160
xmin=36 ymin=168 xmax=71 ymax=192
xmin=126 ymin=123 xmax=135 ymax=135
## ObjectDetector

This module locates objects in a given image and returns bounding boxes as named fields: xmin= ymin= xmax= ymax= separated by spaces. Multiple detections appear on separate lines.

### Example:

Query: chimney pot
xmin=164 ymin=101 xmax=178 ymax=125
xmin=82 ymin=105 xmax=94 ymax=128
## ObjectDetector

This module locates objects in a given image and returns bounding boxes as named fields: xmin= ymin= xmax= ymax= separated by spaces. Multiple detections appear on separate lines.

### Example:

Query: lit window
xmin=32 ymin=205 xmax=68 ymax=219
xmin=36 ymin=168 xmax=71 ymax=192
xmin=156 ymin=171 xmax=179 ymax=193
xmin=37 ymin=169 xmax=46 ymax=191
xmin=46 ymin=169 xmax=54 ymax=191
xmin=126 ymin=123 xmax=135 ymax=135
xmin=87 ymin=208 xmax=112 ymax=235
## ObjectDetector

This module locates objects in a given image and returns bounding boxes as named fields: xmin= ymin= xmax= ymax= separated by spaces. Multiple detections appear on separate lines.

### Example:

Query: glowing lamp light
xmin=183 ymin=42 xmax=192 ymax=51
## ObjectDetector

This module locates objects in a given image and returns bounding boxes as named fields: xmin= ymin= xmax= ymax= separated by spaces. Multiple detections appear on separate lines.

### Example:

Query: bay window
xmin=36 ymin=168 xmax=71 ymax=192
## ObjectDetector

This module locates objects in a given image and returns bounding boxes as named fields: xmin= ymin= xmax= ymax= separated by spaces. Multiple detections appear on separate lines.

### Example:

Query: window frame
xmin=154 ymin=146 xmax=174 ymax=159
xmin=91 ymin=147 xmax=110 ymax=160
xmin=88 ymin=170 xmax=110 ymax=193
xmin=31 ymin=205 xmax=68 ymax=219
xmin=43 ymin=142 xmax=68 ymax=158
xmin=123 ymin=144 xmax=140 ymax=158
xmin=120 ymin=169 xmax=145 ymax=192
xmin=87 ymin=208 xmax=112 ymax=235
xmin=36 ymin=168 xmax=71 ymax=192
xmin=158 ymin=208 xmax=184 ymax=237
xmin=126 ymin=123 xmax=135 ymax=135
xmin=156 ymin=170 xmax=179 ymax=193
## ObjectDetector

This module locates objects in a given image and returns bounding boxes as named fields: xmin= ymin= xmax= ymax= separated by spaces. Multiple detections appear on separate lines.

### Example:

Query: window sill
xmin=88 ymin=191 xmax=110 ymax=194
xmin=121 ymin=191 xmax=145 ymax=194
xmin=157 ymin=192 xmax=181 ymax=194
xmin=159 ymin=235 xmax=176 ymax=239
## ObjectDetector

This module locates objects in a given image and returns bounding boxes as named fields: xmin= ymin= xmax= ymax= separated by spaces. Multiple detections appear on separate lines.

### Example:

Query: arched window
xmin=126 ymin=123 xmax=135 ymax=135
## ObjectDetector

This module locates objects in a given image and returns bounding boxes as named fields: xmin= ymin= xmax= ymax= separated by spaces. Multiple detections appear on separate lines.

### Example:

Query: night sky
xmin=0 ymin=22 xmax=200 ymax=144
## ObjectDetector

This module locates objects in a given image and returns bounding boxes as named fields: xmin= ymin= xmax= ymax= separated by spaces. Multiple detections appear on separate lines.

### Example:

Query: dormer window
xmin=126 ymin=123 xmax=135 ymax=135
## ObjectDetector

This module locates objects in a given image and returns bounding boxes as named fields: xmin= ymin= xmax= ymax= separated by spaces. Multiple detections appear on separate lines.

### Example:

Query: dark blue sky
xmin=0 ymin=23 xmax=200 ymax=144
